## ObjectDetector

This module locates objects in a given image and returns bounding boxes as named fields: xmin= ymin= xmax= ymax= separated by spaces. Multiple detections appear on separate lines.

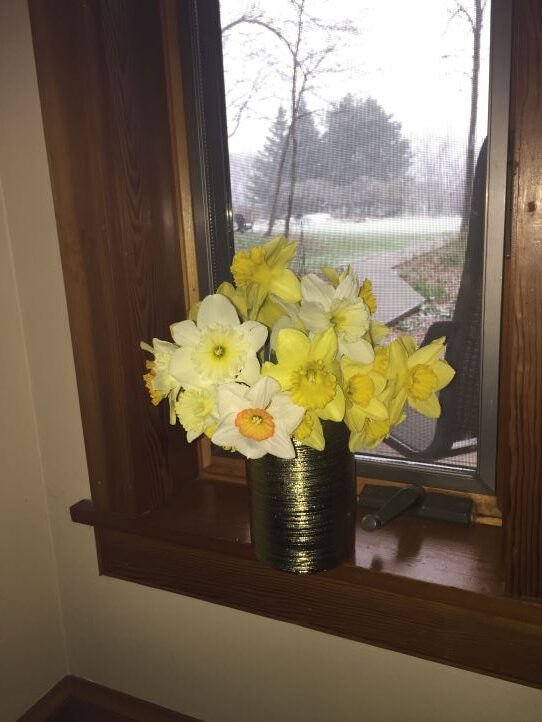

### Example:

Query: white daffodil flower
xmin=168 ymin=294 xmax=268 ymax=388
xmin=299 ymin=272 xmax=374 ymax=364
xmin=211 ymin=377 xmax=304 ymax=459
xmin=140 ymin=338 xmax=181 ymax=423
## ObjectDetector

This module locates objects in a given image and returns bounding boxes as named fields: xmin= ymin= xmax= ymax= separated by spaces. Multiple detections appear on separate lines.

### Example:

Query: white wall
xmin=0 ymin=8 xmax=68 ymax=716
xmin=2 ymin=2 xmax=542 ymax=721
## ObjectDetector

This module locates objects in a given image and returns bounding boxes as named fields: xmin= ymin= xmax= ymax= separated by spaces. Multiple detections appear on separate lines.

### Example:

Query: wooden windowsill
xmin=71 ymin=478 xmax=542 ymax=689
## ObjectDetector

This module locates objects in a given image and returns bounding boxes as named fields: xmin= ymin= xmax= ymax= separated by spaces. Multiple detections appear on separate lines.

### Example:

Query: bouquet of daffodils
xmin=141 ymin=237 xmax=455 ymax=460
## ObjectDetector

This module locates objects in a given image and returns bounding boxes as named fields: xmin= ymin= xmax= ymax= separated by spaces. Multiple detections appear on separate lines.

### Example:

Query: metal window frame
xmin=178 ymin=0 xmax=512 ymax=495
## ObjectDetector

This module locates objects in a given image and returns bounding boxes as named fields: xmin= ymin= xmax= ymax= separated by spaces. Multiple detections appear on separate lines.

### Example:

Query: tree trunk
xmin=460 ymin=0 xmax=482 ymax=236
xmin=284 ymin=0 xmax=304 ymax=239
xmin=264 ymin=128 xmax=290 ymax=237
xmin=284 ymin=76 xmax=298 ymax=238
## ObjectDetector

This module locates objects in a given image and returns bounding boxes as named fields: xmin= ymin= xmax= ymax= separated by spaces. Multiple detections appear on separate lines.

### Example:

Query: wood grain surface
xmin=501 ymin=0 xmax=542 ymax=598
xmin=29 ymin=0 xmax=198 ymax=516
xmin=68 ymin=478 xmax=542 ymax=688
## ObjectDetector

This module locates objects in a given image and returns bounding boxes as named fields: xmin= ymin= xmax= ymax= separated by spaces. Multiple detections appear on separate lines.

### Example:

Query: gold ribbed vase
xmin=246 ymin=421 xmax=356 ymax=574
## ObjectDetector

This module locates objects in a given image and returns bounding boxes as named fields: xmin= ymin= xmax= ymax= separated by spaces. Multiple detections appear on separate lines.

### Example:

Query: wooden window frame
xmin=29 ymin=0 xmax=542 ymax=688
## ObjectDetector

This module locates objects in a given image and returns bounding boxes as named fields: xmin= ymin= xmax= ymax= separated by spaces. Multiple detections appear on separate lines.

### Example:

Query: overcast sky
xmin=220 ymin=0 xmax=491 ymax=155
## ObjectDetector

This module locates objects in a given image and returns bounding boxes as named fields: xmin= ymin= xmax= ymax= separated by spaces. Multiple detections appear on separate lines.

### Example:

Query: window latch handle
xmin=360 ymin=485 xmax=425 ymax=532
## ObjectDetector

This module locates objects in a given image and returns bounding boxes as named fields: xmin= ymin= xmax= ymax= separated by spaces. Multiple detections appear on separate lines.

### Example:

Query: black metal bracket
xmin=359 ymin=484 xmax=473 ymax=531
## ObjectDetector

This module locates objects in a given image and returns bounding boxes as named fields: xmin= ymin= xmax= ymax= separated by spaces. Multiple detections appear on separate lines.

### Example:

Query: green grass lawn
xmin=233 ymin=230 xmax=455 ymax=275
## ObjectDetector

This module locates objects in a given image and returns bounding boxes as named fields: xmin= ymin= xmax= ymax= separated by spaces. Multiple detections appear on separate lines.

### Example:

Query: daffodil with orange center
xmin=212 ymin=377 xmax=304 ymax=459
xmin=140 ymin=338 xmax=181 ymax=423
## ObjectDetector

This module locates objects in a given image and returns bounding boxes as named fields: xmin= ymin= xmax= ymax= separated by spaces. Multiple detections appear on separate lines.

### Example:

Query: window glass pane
xmin=219 ymin=0 xmax=492 ymax=474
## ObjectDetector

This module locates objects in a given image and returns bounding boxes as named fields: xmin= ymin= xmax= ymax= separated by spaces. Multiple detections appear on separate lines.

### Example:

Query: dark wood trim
xmin=501 ymin=0 xmax=542 ymax=598
xmin=18 ymin=675 xmax=202 ymax=722
xmin=17 ymin=677 xmax=72 ymax=722
xmin=70 ymin=478 xmax=542 ymax=688
xmin=29 ymin=0 xmax=198 ymax=517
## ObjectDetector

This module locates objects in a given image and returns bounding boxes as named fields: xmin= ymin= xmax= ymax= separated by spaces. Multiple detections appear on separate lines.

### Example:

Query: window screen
xmin=178 ymin=0 xmax=505 ymax=491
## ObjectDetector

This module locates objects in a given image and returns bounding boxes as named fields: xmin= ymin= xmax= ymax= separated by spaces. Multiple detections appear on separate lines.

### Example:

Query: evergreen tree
xmin=248 ymin=106 xmax=289 ymax=217
xmin=321 ymin=95 xmax=412 ymax=216
xmin=296 ymin=98 xmax=322 ymax=183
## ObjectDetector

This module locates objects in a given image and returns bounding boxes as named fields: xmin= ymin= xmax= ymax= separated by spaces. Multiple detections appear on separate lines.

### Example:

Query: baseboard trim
xmin=17 ymin=677 xmax=73 ymax=722
xmin=17 ymin=675 xmax=203 ymax=722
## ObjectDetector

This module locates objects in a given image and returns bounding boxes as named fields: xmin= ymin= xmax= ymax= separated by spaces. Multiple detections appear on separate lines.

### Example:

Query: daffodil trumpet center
xmin=346 ymin=374 xmax=374 ymax=408
xmin=406 ymin=364 xmax=439 ymax=400
xmin=235 ymin=407 xmax=275 ymax=441
xmin=290 ymin=360 xmax=336 ymax=410
xmin=193 ymin=324 xmax=247 ymax=383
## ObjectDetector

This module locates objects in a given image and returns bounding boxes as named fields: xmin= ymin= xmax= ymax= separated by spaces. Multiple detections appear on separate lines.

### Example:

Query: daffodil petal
xmin=308 ymin=328 xmax=338 ymax=365
xmin=186 ymin=429 xmax=201 ymax=442
xmin=246 ymin=376 xmax=280 ymax=408
xmin=409 ymin=393 xmax=441 ymax=418
xmin=299 ymin=302 xmax=331 ymax=334
xmin=369 ymin=320 xmax=390 ymax=342
xmin=300 ymin=273 xmax=333 ymax=308
xmin=261 ymin=360 xmax=293 ymax=391
xmin=242 ymin=320 xmax=268 ymax=353
xmin=433 ymin=360 xmax=456 ymax=389
xmin=364 ymin=398 xmax=389 ymax=421
xmin=275 ymin=328 xmax=311 ymax=365
xmin=348 ymin=431 xmax=365 ymax=452
xmin=345 ymin=404 xmax=367 ymax=431
xmin=300 ymin=414 xmax=325 ymax=450
xmin=270 ymin=316 xmax=296 ymax=351
xmin=211 ymin=414 xmax=240 ymax=447
xmin=264 ymin=235 xmax=291 ymax=264
xmin=321 ymin=266 xmax=340 ymax=287
xmin=340 ymin=338 xmax=375 ymax=364
xmin=153 ymin=339 xmax=178 ymax=355
xmin=269 ymin=268 xmax=301 ymax=303
xmin=169 ymin=347 xmax=203 ymax=387
xmin=170 ymin=320 xmax=201 ymax=347
xmin=408 ymin=337 xmax=446 ymax=368
xmin=217 ymin=384 xmax=248 ymax=416
xmin=269 ymin=238 xmax=297 ymax=266
xmin=197 ymin=294 xmax=240 ymax=329
xmin=262 ymin=427 xmax=296 ymax=459
xmin=267 ymin=394 xmax=305 ymax=434
xmin=335 ymin=272 xmax=359 ymax=300
xmin=319 ymin=386 xmax=345 ymax=421
xmin=236 ymin=355 xmax=261 ymax=385
xmin=235 ymin=436 xmax=268 ymax=459
xmin=389 ymin=388 xmax=407 ymax=425
xmin=370 ymin=372 xmax=387 ymax=396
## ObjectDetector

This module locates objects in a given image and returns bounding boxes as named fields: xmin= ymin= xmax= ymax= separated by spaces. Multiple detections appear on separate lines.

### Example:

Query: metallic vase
xmin=246 ymin=421 xmax=356 ymax=574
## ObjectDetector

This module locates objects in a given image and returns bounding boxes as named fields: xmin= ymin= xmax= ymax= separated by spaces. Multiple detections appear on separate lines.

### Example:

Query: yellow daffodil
xmin=262 ymin=327 xmax=345 ymax=422
xmin=169 ymin=294 xmax=267 ymax=388
xmin=359 ymin=278 xmax=377 ymax=314
xmin=348 ymin=382 xmax=406 ymax=451
xmin=367 ymin=319 xmax=390 ymax=344
xmin=321 ymin=264 xmax=352 ymax=287
xmin=230 ymin=236 xmax=301 ymax=317
xmin=299 ymin=272 xmax=374 ymax=364
xmin=293 ymin=410 xmax=325 ymax=451
xmin=391 ymin=336 xmax=455 ymax=418
xmin=341 ymin=357 xmax=388 ymax=432
xmin=217 ymin=281 xmax=248 ymax=320
xmin=212 ymin=377 xmax=304 ymax=459
xmin=175 ymin=387 xmax=218 ymax=442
